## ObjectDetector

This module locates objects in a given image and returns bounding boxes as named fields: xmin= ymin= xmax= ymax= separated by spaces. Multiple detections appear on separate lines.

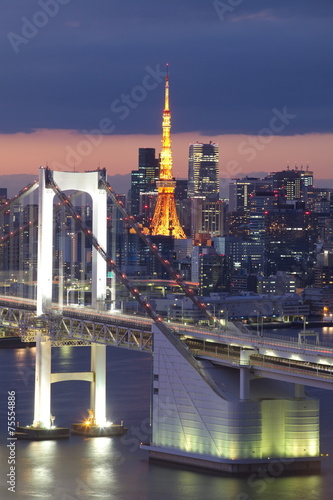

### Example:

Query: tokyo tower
xmin=150 ymin=66 xmax=186 ymax=239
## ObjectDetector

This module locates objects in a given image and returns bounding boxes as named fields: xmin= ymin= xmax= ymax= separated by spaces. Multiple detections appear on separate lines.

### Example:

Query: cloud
xmin=0 ymin=0 xmax=332 ymax=137
xmin=221 ymin=0 xmax=333 ymax=21
xmin=229 ymin=10 xmax=279 ymax=23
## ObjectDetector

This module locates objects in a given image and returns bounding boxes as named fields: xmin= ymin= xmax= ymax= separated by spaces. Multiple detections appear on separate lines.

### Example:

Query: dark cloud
xmin=0 ymin=0 xmax=332 ymax=135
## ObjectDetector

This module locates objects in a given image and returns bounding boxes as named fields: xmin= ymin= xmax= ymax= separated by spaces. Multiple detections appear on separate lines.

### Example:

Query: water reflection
xmin=54 ymin=345 xmax=90 ymax=372
xmin=82 ymin=437 xmax=118 ymax=483
xmin=18 ymin=441 xmax=57 ymax=499
xmin=321 ymin=326 xmax=333 ymax=344
xmin=1 ymin=343 xmax=332 ymax=500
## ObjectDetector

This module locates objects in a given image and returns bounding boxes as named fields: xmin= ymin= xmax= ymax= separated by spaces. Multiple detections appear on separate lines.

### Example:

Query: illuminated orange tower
xmin=150 ymin=66 xmax=186 ymax=239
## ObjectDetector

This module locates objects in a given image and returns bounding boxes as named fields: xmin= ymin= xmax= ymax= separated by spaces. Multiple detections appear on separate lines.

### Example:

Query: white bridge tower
xmin=33 ymin=167 xmax=108 ymax=429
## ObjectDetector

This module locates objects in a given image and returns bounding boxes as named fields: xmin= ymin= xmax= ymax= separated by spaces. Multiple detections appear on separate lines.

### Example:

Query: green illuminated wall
xmin=151 ymin=326 xmax=320 ymax=462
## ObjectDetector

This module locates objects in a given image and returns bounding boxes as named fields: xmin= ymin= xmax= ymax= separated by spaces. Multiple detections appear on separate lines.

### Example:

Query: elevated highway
xmin=1 ymin=296 xmax=333 ymax=390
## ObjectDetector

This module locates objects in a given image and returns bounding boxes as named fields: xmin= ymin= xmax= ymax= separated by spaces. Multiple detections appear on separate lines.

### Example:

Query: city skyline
xmin=0 ymin=1 xmax=332 ymax=179
xmin=1 ymin=1 xmax=333 ymax=494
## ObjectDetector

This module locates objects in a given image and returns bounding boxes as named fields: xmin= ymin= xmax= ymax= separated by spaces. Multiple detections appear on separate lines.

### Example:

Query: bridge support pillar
xmin=240 ymin=349 xmax=253 ymax=400
xmin=37 ymin=169 xmax=55 ymax=315
xmin=240 ymin=368 xmax=250 ymax=400
xmin=90 ymin=344 xmax=107 ymax=426
xmin=295 ymin=384 xmax=305 ymax=398
xmin=37 ymin=167 xmax=107 ymax=315
xmin=142 ymin=324 xmax=321 ymax=474
xmin=33 ymin=333 xmax=52 ymax=428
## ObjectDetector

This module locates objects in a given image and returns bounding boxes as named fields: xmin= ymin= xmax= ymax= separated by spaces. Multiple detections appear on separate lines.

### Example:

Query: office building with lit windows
xmin=188 ymin=142 xmax=220 ymax=201
xmin=229 ymin=177 xmax=273 ymax=213
xmin=265 ymin=167 xmax=313 ymax=202
xmin=130 ymin=148 xmax=159 ymax=217
xmin=190 ymin=198 xmax=225 ymax=238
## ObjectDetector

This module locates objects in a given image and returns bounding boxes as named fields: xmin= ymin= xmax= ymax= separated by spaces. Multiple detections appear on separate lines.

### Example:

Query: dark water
xmin=0 ymin=328 xmax=333 ymax=500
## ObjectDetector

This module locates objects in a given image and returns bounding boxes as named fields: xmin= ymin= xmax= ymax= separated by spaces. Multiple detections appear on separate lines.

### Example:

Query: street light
xmin=220 ymin=309 xmax=228 ymax=329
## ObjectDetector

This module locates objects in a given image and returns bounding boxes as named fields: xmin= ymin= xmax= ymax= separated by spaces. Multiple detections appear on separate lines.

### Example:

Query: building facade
xmin=188 ymin=142 xmax=220 ymax=201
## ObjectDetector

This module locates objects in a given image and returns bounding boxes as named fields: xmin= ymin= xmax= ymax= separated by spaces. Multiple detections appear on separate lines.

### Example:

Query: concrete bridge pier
xmin=71 ymin=343 xmax=127 ymax=437
xmin=33 ymin=332 xmax=52 ymax=428
xmin=295 ymin=383 xmax=305 ymax=398
xmin=142 ymin=324 xmax=321 ymax=474
xmin=240 ymin=368 xmax=250 ymax=400
xmin=16 ymin=338 xmax=126 ymax=439
xmin=16 ymin=332 xmax=69 ymax=439
xmin=240 ymin=348 xmax=254 ymax=400
xmin=90 ymin=343 xmax=107 ymax=426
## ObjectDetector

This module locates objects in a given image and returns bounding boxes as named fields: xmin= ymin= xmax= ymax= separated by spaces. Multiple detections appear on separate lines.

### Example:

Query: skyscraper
xmin=228 ymin=177 xmax=273 ymax=213
xmin=130 ymin=148 xmax=159 ymax=217
xmin=265 ymin=166 xmax=314 ymax=202
xmin=191 ymin=199 xmax=225 ymax=238
xmin=150 ymin=67 xmax=186 ymax=239
xmin=188 ymin=142 xmax=220 ymax=201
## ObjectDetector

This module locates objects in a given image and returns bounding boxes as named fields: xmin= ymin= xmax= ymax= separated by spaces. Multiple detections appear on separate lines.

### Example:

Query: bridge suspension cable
xmin=0 ymin=190 xmax=85 ymax=246
xmin=99 ymin=177 xmax=218 ymax=326
xmin=42 ymin=168 xmax=228 ymax=397
xmin=0 ymin=180 xmax=39 ymax=216
xmin=44 ymin=169 xmax=163 ymax=324
xmin=0 ymin=169 xmax=218 ymax=327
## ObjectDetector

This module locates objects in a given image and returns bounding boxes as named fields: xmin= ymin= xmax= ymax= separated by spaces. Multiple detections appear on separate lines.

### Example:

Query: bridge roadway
xmin=1 ymin=296 xmax=333 ymax=390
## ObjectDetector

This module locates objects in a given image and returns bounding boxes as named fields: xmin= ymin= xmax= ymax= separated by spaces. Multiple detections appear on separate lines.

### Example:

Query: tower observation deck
xmin=150 ymin=66 xmax=186 ymax=239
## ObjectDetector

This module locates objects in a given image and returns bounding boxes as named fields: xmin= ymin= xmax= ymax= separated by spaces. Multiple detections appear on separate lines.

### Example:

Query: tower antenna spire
xmin=164 ymin=63 xmax=170 ymax=112
xmin=150 ymin=65 xmax=186 ymax=239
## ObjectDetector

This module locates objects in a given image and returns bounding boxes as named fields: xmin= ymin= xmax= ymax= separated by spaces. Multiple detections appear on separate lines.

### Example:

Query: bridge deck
xmin=1 ymin=297 xmax=333 ymax=389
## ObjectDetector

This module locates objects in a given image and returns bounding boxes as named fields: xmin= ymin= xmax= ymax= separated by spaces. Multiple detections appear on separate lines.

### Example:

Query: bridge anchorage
xmin=2 ymin=166 xmax=332 ymax=473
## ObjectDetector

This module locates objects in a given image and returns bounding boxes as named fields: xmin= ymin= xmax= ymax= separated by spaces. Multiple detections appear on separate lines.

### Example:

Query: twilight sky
xmin=0 ymin=0 xmax=332 ymax=183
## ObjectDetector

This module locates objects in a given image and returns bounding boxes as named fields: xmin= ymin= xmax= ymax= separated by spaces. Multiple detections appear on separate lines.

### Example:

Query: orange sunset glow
xmin=0 ymin=130 xmax=332 ymax=183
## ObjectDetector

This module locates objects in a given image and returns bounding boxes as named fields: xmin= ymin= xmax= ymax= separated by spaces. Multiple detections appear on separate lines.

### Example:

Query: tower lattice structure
xmin=150 ymin=68 xmax=186 ymax=239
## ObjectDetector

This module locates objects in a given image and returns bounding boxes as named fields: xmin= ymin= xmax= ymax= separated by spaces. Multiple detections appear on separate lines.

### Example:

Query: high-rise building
xmin=265 ymin=166 xmax=313 ymax=202
xmin=190 ymin=199 xmax=225 ymax=238
xmin=265 ymin=208 xmax=318 ymax=276
xmin=188 ymin=142 xmax=220 ymax=201
xmin=191 ymin=246 xmax=231 ymax=296
xmin=213 ymin=235 xmax=264 ymax=273
xmin=0 ymin=188 xmax=7 ymax=205
xmin=314 ymin=250 xmax=333 ymax=281
xmin=138 ymin=148 xmax=159 ymax=184
xmin=150 ymin=68 xmax=186 ymax=239
xmin=266 ymin=169 xmax=301 ymax=200
xmin=174 ymin=180 xmax=191 ymax=238
xmin=248 ymin=190 xmax=281 ymax=243
xmin=300 ymin=167 xmax=314 ymax=190
xmin=228 ymin=177 xmax=273 ymax=213
xmin=174 ymin=179 xmax=188 ymax=201
xmin=130 ymin=148 xmax=159 ymax=217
